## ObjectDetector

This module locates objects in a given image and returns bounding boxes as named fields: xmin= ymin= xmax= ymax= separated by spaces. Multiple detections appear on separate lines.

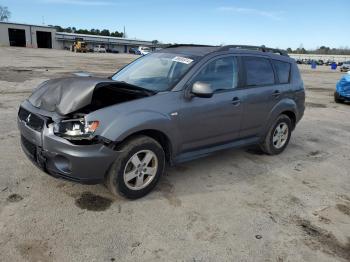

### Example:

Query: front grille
xmin=18 ymin=107 xmax=45 ymax=132
xmin=21 ymin=135 xmax=36 ymax=160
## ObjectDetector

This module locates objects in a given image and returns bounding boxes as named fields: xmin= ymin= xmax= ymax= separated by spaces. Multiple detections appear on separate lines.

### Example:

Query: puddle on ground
xmin=7 ymin=193 xmax=23 ymax=203
xmin=74 ymin=191 xmax=112 ymax=211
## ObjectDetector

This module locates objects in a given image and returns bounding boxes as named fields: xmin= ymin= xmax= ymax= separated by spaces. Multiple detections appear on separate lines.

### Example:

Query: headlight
xmin=54 ymin=118 xmax=99 ymax=140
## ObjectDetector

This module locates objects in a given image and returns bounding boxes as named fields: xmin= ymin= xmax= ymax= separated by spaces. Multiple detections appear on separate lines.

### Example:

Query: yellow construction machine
xmin=71 ymin=38 xmax=87 ymax=53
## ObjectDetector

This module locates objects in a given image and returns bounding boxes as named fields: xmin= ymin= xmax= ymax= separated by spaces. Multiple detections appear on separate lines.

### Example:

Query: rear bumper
xmin=17 ymin=107 xmax=118 ymax=184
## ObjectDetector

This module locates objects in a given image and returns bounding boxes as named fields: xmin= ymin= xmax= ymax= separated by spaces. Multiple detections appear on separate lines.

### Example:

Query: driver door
xmin=178 ymin=55 xmax=244 ymax=152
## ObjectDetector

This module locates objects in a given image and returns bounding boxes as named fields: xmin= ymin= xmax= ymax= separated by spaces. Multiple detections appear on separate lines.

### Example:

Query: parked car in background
xmin=316 ymin=60 xmax=324 ymax=66
xmin=107 ymin=48 xmax=120 ymax=54
xmin=340 ymin=61 xmax=350 ymax=72
xmin=138 ymin=46 xmax=151 ymax=55
xmin=93 ymin=45 xmax=107 ymax=53
xmin=324 ymin=60 xmax=334 ymax=66
xmin=129 ymin=47 xmax=141 ymax=55
xmin=17 ymin=44 xmax=305 ymax=199
xmin=335 ymin=71 xmax=350 ymax=103
xmin=301 ymin=59 xmax=312 ymax=65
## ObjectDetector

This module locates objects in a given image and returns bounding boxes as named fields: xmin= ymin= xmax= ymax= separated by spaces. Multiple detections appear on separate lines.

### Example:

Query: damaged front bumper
xmin=17 ymin=102 xmax=118 ymax=184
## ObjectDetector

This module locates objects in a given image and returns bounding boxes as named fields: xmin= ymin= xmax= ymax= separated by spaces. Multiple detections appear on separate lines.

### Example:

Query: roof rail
xmin=164 ymin=44 xmax=217 ymax=49
xmin=219 ymin=45 xmax=289 ymax=57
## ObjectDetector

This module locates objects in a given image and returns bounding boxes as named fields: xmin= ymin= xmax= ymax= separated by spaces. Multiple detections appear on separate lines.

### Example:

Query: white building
xmin=0 ymin=21 xmax=154 ymax=53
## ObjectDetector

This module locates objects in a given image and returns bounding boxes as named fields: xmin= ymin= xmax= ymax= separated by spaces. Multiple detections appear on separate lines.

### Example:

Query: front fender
xmin=88 ymin=109 xmax=178 ymax=147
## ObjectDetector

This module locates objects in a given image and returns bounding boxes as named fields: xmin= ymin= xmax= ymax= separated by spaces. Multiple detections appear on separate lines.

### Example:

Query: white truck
xmin=138 ymin=46 xmax=151 ymax=55
xmin=93 ymin=45 xmax=107 ymax=53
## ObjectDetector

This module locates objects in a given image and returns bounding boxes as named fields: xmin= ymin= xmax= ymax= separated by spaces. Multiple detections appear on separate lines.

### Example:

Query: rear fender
xmin=261 ymin=98 xmax=298 ymax=138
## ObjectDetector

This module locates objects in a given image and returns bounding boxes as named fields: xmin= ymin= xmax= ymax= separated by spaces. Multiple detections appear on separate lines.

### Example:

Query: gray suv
xmin=18 ymin=45 xmax=305 ymax=199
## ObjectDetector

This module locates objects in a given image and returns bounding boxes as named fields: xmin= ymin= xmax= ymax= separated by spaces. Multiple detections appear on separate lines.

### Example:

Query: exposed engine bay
xmin=27 ymin=77 xmax=154 ymax=143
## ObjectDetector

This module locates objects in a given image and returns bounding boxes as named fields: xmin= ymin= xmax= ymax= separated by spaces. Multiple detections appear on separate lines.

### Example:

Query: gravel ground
xmin=0 ymin=47 xmax=349 ymax=262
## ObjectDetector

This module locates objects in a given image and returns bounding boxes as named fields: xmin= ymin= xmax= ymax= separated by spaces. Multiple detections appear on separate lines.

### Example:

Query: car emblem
xmin=26 ymin=113 xmax=31 ymax=123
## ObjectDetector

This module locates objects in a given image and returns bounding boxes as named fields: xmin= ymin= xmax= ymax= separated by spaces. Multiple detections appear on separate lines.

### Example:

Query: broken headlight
xmin=53 ymin=118 xmax=99 ymax=140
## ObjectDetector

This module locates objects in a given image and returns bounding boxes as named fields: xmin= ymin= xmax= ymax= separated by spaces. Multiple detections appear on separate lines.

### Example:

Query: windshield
xmin=112 ymin=52 xmax=197 ymax=91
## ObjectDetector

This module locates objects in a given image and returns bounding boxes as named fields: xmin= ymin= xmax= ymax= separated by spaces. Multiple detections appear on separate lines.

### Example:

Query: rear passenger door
xmin=239 ymin=56 xmax=287 ymax=138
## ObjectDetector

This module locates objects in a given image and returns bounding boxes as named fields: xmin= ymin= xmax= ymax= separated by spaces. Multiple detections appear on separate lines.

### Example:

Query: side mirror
xmin=191 ymin=81 xmax=214 ymax=98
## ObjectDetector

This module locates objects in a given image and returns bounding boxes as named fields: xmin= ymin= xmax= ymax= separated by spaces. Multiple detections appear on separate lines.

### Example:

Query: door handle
xmin=272 ymin=90 xmax=281 ymax=98
xmin=232 ymin=97 xmax=241 ymax=106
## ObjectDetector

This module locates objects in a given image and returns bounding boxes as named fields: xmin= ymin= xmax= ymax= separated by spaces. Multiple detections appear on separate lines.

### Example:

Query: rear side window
xmin=273 ymin=60 xmax=291 ymax=84
xmin=243 ymin=57 xmax=275 ymax=86
xmin=192 ymin=56 xmax=239 ymax=91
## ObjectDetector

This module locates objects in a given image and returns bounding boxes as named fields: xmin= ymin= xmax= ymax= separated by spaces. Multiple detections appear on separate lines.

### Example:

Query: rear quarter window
xmin=243 ymin=57 xmax=275 ymax=86
xmin=273 ymin=60 xmax=291 ymax=84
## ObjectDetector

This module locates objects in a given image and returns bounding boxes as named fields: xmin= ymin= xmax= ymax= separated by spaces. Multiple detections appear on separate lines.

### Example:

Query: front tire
xmin=260 ymin=114 xmax=292 ymax=155
xmin=105 ymin=136 xmax=165 ymax=199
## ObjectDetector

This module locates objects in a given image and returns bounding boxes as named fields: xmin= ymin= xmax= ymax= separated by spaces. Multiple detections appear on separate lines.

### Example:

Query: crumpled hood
xmin=28 ymin=77 xmax=116 ymax=115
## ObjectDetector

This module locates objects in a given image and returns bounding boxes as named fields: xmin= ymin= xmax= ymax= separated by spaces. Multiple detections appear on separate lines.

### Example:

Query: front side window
xmin=244 ymin=57 xmax=275 ymax=86
xmin=191 ymin=56 xmax=239 ymax=91
xmin=273 ymin=60 xmax=291 ymax=84
xmin=112 ymin=53 xmax=198 ymax=92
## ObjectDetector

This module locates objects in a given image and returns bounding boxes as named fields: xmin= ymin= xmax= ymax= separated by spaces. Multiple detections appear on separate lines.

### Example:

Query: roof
xmin=0 ymin=21 xmax=153 ymax=45
xmin=55 ymin=32 xmax=153 ymax=46
xmin=160 ymin=45 xmax=220 ymax=57
xmin=0 ymin=21 xmax=54 ymax=29
xmin=56 ymin=32 xmax=150 ymax=43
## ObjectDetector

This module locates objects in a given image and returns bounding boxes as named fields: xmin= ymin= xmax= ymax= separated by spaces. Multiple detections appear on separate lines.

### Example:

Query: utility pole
xmin=123 ymin=26 xmax=126 ymax=38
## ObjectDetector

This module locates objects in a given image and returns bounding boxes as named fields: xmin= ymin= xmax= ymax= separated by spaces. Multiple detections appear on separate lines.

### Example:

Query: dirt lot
xmin=0 ymin=47 xmax=349 ymax=262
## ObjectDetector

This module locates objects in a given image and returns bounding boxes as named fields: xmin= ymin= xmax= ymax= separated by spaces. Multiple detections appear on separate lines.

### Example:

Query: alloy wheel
xmin=272 ymin=122 xmax=289 ymax=149
xmin=123 ymin=150 xmax=158 ymax=190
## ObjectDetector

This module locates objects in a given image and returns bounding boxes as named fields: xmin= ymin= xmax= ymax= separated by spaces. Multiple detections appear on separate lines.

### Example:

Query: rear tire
xmin=260 ymin=114 xmax=292 ymax=155
xmin=105 ymin=136 xmax=165 ymax=199
xmin=334 ymin=92 xmax=343 ymax=103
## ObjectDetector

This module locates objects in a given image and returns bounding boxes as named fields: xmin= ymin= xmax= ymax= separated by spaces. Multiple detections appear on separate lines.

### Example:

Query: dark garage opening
xmin=8 ymin=28 xmax=26 ymax=47
xmin=36 ymin=31 xmax=52 ymax=48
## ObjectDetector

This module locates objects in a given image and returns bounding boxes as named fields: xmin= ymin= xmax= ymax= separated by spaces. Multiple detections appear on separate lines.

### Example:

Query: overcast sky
xmin=2 ymin=0 xmax=349 ymax=49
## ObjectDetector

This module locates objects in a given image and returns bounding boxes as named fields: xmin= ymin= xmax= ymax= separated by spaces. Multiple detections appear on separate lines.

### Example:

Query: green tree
xmin=111 ymin=31 xmax=123 ymax=37
xmin=0 ymin=6 xmax=11 ymax=21
xmin=50 ymin=25 xmax=125 ymax=38
xmin=100 ymin=29 xmax=110 ymax=36
xmin=317 ymin=46 xmax=330 ymax=54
